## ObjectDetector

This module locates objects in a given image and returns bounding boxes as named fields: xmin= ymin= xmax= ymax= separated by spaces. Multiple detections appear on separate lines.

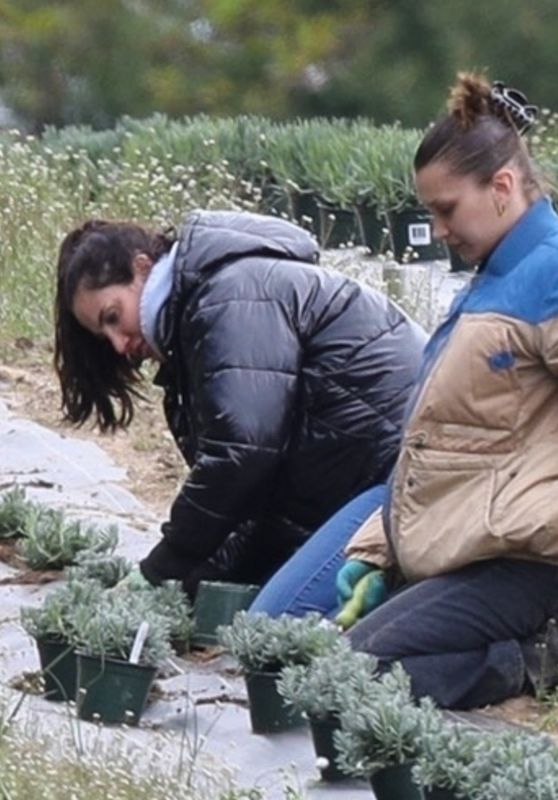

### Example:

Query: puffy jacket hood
xmin=178 ymin=210 xmax=319 ymax=283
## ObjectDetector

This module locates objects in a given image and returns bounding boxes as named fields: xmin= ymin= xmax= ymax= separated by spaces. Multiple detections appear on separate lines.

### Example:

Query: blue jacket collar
xmin=483 ymin=196 xmax=558 ymax=277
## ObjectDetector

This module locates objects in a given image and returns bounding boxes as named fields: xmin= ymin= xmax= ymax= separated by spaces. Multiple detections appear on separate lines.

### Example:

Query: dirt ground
xmin=0 ymin=337 xmax=184 ymax=518
xmin=1 ymin=337 xmax=558 ymax=738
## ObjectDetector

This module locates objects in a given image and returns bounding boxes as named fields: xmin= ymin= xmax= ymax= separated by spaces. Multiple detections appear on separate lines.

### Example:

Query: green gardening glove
xmin=111 ymin=565 xmax=152 ymax=593
xmin=335 ymin=561 xmax=387 ymax=630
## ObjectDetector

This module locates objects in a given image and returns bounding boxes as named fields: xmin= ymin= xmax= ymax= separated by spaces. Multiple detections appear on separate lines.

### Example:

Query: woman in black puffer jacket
xmin=54 ymin=210 xmax=426 ymax=597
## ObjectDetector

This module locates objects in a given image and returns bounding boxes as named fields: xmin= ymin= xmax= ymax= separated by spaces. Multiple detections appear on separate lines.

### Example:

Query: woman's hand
xmin=335 ymin=560 xmax=387 ymax=630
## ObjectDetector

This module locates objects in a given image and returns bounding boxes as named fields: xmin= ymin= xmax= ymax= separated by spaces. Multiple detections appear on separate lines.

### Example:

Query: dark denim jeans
xmin=349 ymin=558 xmax=558 ymax=709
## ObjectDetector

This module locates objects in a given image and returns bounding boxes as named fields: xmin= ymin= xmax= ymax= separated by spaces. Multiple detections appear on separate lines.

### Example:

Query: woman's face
xmin=415 ymin=160 xmax=513 ymax=265
xmin=72 ymin=255 xmax=157 ymax=361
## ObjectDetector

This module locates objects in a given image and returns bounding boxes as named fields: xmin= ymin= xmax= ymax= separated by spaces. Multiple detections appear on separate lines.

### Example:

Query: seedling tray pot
xmin=36 ymin=637 xmax=78 ymax=703
xmin=309 ymin=714 xmax=345 ymax=782
xmin=192 ymin=580 xmax=260 ymax=648
xmin=245 ymin=669 xmax=306 ymax=734
xmin=317 ymin=203 xmax=360 ymax=249
xmin=388 ymin=207 xmax=448 ymax=263
xmin=77 ymin=652 xmax=156 ymax=725
xmin=288 ymin=189 xmax=321 ymax=235
xmin=355 ymin=204 xmax=387 ymax=255
xmin=369 ymin=762 xmax=421 ymax=800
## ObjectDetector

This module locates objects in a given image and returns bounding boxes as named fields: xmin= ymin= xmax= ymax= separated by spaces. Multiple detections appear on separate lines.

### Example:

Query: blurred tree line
xmin=1 ymin=0 xmax=558 ymax=132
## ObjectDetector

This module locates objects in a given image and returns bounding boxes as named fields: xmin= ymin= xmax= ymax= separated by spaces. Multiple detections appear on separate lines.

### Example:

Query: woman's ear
xmin=490 ymin=167 xmax=515 ymax=216
xmin=132 ymin=253 xmax=153 ymax=277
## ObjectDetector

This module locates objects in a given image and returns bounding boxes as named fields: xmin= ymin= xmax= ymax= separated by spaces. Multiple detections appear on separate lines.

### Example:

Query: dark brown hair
xmin=414 ymin=72 xmax=539 ymax=193
xmin=54 ymin=219 xmax=175 ymax=431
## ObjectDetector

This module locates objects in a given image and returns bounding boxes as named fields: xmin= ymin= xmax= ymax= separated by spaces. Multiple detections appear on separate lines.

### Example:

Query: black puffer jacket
xmin=140 ymin=210 xmax=426 ymax=589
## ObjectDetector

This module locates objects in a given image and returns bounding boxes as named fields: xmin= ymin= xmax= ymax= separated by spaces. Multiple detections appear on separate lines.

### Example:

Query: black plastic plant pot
xmin=76 ymin=653 xmax=156 ymax=726
xmin=354 ymin=204 xmax=388 ymax=255
xmin=388 ymin=207 xmax=448 ymax=263
xmin=35 ymin=637 xmax=78 ymax=703
xmin=258 ymin=180 xmax=290 ymax=217
xmin=421 ymin=788 xmax=462 ymax=800
xmin=369 ymin=762 xmax=422 ymax=800
xmin=288 ymin=190 xmax=321 ymax=236
xmin=309 ymin=714 xmax=345 ymax=782
xmin=245 ymin=670 xmax=306 ymax=734
xmin=317 ymin=203 xmax=360 ymax=249
xmin=192 ymin=580 xmax=260 ymax=648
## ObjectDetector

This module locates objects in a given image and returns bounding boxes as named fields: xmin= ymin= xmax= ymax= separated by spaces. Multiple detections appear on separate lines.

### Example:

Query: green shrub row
xmin=2 ymin=112 xmax=557 ymax=344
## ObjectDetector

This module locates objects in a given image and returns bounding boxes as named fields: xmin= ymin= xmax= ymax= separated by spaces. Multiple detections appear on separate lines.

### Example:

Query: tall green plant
xmin=349 ymin=123 xmax=423 ymax=212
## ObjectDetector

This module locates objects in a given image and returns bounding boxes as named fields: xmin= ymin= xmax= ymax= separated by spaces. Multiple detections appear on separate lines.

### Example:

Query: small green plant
xmin=217 ymin=611 xmax=342 ymax=672
xmin=20 ymin=578 xmax=104 ymax=641
xmin=334 ymin=663 xmax=426 ymax=777
xmin=478 ymin=747 xmax=558 ymax=800
xmin=140 ymin=581 xmax=194 ymax=648
xmin=413 ymin=718 xmax=556 ymax=800
xmin=17 ymin=507 xmax=118 ymax=570
xmin=0 ymin=486 xmax=35 ymax=538
xmin=277 ymin=640 xmax=378 ymax=720
xmin=65 ymin=552 xmax=132 ymax=588
xmin=72 ymin=591 xmax=172 ymax=667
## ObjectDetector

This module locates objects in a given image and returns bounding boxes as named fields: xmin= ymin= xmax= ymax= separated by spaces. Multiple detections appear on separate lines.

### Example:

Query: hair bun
xmin=448 ymin=72 xmax=492 ymax=129
xmin=490 ymin=80 xmax=539 ymax=134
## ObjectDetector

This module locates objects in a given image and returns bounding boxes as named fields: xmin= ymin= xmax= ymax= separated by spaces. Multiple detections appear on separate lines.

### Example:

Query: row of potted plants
xmin=0 ymin=486 xmax=117 ymax=569
xmin=0 ymin=487 xmax=196 ymax=724
xmin=0 ymin=488 xmax=268 ymax=725
xmin=216 ymin=610 xmax=558 ymax=798
xmin=20 ymin=572 xmax=194 ymax=724
xmin=23 ymin=115 xmax=479 ymax=262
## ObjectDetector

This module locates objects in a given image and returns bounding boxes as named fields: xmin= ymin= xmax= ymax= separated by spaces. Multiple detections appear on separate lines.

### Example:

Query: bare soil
xmin=0 ymin=338 xmax=184 ymax=518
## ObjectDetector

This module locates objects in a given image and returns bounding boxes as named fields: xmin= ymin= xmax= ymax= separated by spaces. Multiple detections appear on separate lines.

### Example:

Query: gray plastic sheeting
xmin=0 ymin=397 xmax=370 ymax=799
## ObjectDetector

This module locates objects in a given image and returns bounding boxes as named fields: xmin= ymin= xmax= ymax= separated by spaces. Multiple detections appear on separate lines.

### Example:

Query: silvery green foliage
xmin=72 ymin=590 xmax=172 ymax=666
xmin=20 ymin=577 xmax=105 ymax=641
xmin=139 ymin=580 xmax=194 ymax=645
xmin=277 ymin=640 xmax=378 ymax=720
xmin=413 ymin=712 xmax=556 ymax=800
xmin=217 ymin=611 xmax=343 ymax=671
xmin=412 ymin=716 xmax=493 ymax=796
xmin=0 ymin=485 xmax=35 ymax=538
xmin=470 ymin=733 xmax=558 ymax=800
xmin=65 ymin=552 xmax=133 ymax=588
xmin=334 ymin=663 xmax=423 ymax=777
xmin=17 ymin=507 xmax=118 ymax=569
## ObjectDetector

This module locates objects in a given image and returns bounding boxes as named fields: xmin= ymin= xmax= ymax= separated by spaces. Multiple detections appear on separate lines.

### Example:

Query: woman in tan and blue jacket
xmin=253 ymin=72 xmax=558 ymax=709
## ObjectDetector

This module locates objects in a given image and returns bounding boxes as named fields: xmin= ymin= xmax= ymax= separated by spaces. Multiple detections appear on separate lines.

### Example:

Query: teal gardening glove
xmin=111 ymin=565 xmax=152 ymax=592
xmin=335 ymin=559 xmax=387 ymax=630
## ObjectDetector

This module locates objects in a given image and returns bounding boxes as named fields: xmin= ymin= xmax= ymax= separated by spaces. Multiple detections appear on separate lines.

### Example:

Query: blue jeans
xmin=250 ymin=484 xmax=387 ymax=617
xmin=349 ymin=558 xmax=558 ymax=709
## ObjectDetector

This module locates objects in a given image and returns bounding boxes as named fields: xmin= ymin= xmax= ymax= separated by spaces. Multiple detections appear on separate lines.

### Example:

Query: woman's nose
xmin=107 ymin=330 xmax=130 ymax=355
xmin=432 ymin=215 xmax=448 ymax=241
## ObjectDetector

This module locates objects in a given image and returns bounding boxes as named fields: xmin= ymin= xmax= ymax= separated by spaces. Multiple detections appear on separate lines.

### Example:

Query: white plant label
xmin=408 ymin=223 xmax=432 ymax=246
xmin=129 ymin=621 xmax=150 ymax=664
